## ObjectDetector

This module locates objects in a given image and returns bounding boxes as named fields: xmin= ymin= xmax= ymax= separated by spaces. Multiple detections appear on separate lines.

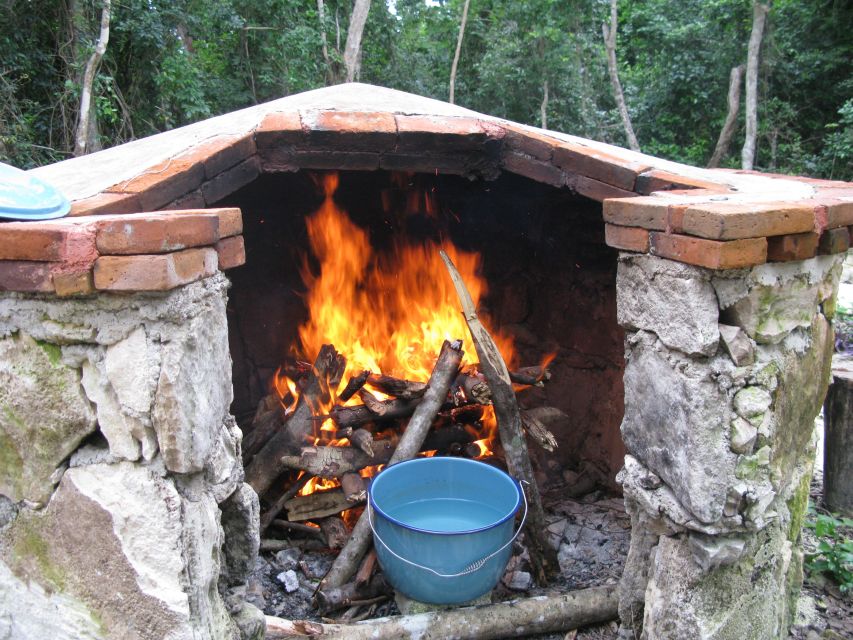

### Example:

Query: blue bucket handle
xmin=367 ymin=479 xmax=528 ymax=578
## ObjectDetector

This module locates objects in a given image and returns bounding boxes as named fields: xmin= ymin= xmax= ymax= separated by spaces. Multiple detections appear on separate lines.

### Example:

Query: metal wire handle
xmin=367 ymin=480 xmax=528 ymax=578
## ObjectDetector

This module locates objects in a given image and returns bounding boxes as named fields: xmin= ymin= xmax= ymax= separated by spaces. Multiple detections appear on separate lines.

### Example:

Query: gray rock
xmin=719 ymin=324 xmax=755 ymax=366
xmin=688 ymin=533 xmax=747 ymax=572
xmin=620 ymin=333 xmax=736 ymax=524
xmin=205 ymin=418 xmax=243 ymax=504
xmin=277 ymin=570 xmax=300 ymax=593
xmin=730 ymin=418 xmax=758 ymax=454
xmin=617 ymin=255 xmax=720 ymax=356
xmin=274 ymin=548 xmax=302 ymax=572
xmin=0 ymin=332 xmax=97 ymax=503
xmin=504 ymin=570 xmax=532 ymax=591
xmin=104 ymin=326 xmax=156 ymax=417
xmin=733 ymin=387 xmax=772 ymax=424
xmin=220 ymin=483 xmax=260 ymax=588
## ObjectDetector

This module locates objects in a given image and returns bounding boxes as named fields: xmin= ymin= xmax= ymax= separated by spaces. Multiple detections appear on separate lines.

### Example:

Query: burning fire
xmin=278 ymin=172 xmax=516 ymax=495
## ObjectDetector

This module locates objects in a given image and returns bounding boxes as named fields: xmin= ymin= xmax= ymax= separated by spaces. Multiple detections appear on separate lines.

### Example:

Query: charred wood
xmin=357 ymin=388 xmax=388 ymax=417
xmin=366 ymin=374 xmax=428 ymax=400
xmin=354 ymin=549 xmax=377 ymax=588
xmin=285 ymin=488 xmax=361 ymax=522
xmin=281 ymin=442 xmax=394 ymax=478
xmin=319 ymin=516 xmax=349 ymax=550
xmin=260 ymin=473 xmax=312 ymax=534
xmin=338 ymin=370 xmax=371 ymax=402
xmin=348 ymin=428 xmax=375 ymax=456
xmin=340 ymin=472 xmax=366 ymax=503
xmin=422 ymin=424 xmax=473 ymax=453
xmin=509 ymin=365 xmax=552 ymax=387
xmin=315 ymin=575 xmax=392 ymax=615
xmin=270 ymin=519 xmax=326 ymax=542
xmin=520 ymin=409 xmax=558 ymax=452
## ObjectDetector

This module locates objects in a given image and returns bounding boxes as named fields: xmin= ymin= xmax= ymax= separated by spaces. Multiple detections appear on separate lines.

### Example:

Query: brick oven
xmin=0 ymin=84 xmax=850 ymax=639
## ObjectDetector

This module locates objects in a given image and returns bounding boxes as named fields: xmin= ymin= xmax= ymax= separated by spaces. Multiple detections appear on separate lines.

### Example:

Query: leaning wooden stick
xmin=440 ymin=250 xmax=558 ymax=584
xmin=318 ymin=338 xmax=464 ymax=591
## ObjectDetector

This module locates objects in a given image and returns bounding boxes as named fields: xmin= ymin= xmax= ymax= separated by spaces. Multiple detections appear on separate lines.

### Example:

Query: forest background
xmin=1 ymin=0 xmax=851 ymax=181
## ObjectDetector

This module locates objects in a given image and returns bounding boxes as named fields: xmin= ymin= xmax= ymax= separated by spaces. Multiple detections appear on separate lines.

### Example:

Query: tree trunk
xmin=602 ymin=0 xmax=639 ymax=152
xmin=448 ymin=0 xmax=471 ymax=105
xmin=343 ymin=0 xmax=371 ymax=83
xmin=540 ymin=79 xmax=549 ymax=130
xmin=708 ymin=65 xmax=745 ymax=168
xmin=317 ymin=0 xmax=333 ymax=83
xmin=741 ymin=2 xmax=770 ymax=170
xmin=74 ymin=0 xmax=111 ymax=157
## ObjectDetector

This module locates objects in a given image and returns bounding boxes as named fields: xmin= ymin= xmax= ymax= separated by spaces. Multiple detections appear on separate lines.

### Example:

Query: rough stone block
xmin=733 ymin=386 xmax=772 ymax=424
xmin=767 ymin=232 xmax=820 ymax=262
xmin=254 ymin=111 xmax=305 ymax=148
xmin=152 ymin=296 xmax=232 ymax=473
xmin=603 ymin=197 xmax=669 ymax=230
xmin=605 ymin=225 xmax=650 ymax=253
xmin=0 ymin=332 xmax=96 ymax=503
xmin=205 ymin=419 xmax=243 ymax=504
xmin=220 ymin=483 xmax=260 ymax=588
xmin=650 ymin=233 xmax=768 ymax=270
xmin=688 ymin=533 xmax=747 ymax=572
xmin=202 ymin=157 xmax=260 ymax=205
xmin=93 ymin=248 xmax=218 ymax=292
xmin=681 ymin=202 xmax=815 ymax=240
xmin=95 ymin=214 xmax=220 ymax=255
xmin=215 ymin=235 xmax=246 ymax=270
xmin=552 ymin=143 xmax=648 ymax=190
xmin=501 ymin=151 xmax=564 ymax=187
xmin=617 ymin=254 xmax=719 ymax=356
xmin=730 ymin=417 xmax=758 ymax=454
xmin=718 ymin=323 xmax=754 ymax=366
xmin=620 ymin=332 xmax=736 ymax=523
xmin=305 ymin=111 xmax=397 ymax=150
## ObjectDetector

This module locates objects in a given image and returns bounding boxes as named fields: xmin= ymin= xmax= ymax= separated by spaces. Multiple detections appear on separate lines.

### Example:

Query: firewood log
xmin=348 ymin=428 xmax=375 ymax=456
xmin=338 ymin=370 xmax=371 ymax=402
xmin=314 ymin=575 xmax=392 ymax=614
xmin=340 ymin=472 xmax=366 ymax=503
xmin=285 ymin=488 xmax=361 ymax=522
xmin=319 ymin=516 xmax=349 ymax=550
xmin=366 ymin=374 xmax=428 ymax=399
xmin=508 ymin=365 xmax=552 ymax=387
xmin=320 ymin=339 xmax=464 ymax=590
xmin=280 ymin=442 xmax=394 ymax=478
xmin=441 ymin=250 xmax=558 ymax=584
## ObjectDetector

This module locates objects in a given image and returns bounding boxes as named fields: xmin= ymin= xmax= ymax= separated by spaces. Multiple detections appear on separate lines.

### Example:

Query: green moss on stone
xmin=34 ymin=340 xmax=62 ymax=367
xmin=12 ymin=519 xmax=66 ymax=591
xmin=786 ymin=472 xmax=811 ymax=544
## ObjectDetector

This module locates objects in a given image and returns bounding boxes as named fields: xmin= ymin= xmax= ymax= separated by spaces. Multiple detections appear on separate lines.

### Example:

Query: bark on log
xmin=270 ymin=519 xmax=326 ymax=542
xmin=320 ymin=517 xmax=349 ymax=550
xmin=244 ymin=406 xmax=285 ymax=461
xmin=508 ymin=366 xmax=551 ymax=387
xmin=315 ymin=575 xmax=391 ymax=614
xmin=330 ymin=398 xmax=420 ymax=429
xmin=441 ymin=251 xmax=558 ymax=584
xmin=367 ymin=374 xmax=428 ymax=400
xmin=520 ymin=409 xmax=558 ymax=452
xmin=320 ymin=339 xmax=464 ymax=589
xmin=358 ymin=388 xmax=388 ymax=416
xmin=341 ymin=472 xmax=366 ymax=503
xmin=348 ymin=428 xmax=375 ymax=456
xmin=339 ymin=370 xmax=370 ymax=402
xmin=453 ymin=371 xmax=492 ymax=405
xmin=422 ymin=425 xmax=474 ymax=453
xmin=354 ymin=549 xmax=377 ymax=587
xmin=285 ymin=488 xmax=361 ymax=522
xmin=266 ymin=585 xmax=617 ymax=639
xmin=247 ymin=345 xmax=340 ymax=496
xmin=260 ymin=473 xmax=312 ymax=533
xmin=281 ymin=442 xmax=394 ymax=478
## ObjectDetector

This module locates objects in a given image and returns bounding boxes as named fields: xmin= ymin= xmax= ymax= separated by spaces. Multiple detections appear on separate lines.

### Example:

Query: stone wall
xmin=0 ymin=273 xmax=262 ymax=640
xmin=615 ymin=253 xmax=843 ymax=639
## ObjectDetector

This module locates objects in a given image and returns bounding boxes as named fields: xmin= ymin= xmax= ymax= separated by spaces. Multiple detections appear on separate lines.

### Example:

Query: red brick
xmin=161 ymin=189 xmax=206 ymax=211
xmin=666 ymin=205 xmax=687 ymax=234
xmin=818 ymin=227 xmax=850 ymax=255
xmin=502 ymin=124 xmax=558 ymax=161
xmin=254 ymin=111 xmax=305 ymax=148
xmin=825 ymin=199 xmax=853 ymax=229
xmin=766 ymin=232 xmax=820 ymax=262
xmin=96 ymin=214 xmax=219 ymax=255
xmin=258 ymin=147 xmax=296 ymax=172
xmin=167 ymin=208 xmax=242 ymax=238
xmin=552 ymin=142 xmax=649 ymax=191
xmin=94 ymin=247 xmax=218 ymax=291
xmin=307 ymin=111 xmax=397 ymax=151
xmin=681 ymin=202 xmax=815 ymax=240
xmin=636 ymin=169 xmax=729 ymax=195
xmin=603 ymin=197 xmax=669 ymax=230
xmin=215 ymin=235 xmax=246 ymax=270
xmin=379 ymin=153 xmax=472 ymax=176
xmin=53 ymin=268 xmax=95 ymax=296
xmin=501 ymin=151 xmax=564 ymax=187
xmin=0 ymin=261 xmax=53 ymax=292
xmin=289 ymin=151 xmax=380 ymax=171
xmin=202 ymin=157 xmax=260 ymax=205
xmin=176 ymin=134 xmax=256 ymax=179
xmin=649 ymin=233 xmax=767 ymax=270
xmin=605 ymin=224 xmax=650 ymax=252
xmin=395 ymin=116 xmax=494 ymax=152
xmin=69 ymin=192 xmax=142 ymax=217
xmin=568 ymin=174 xmax=635 ymax=202
xmin=105 ymin=158 xmax=205 ymax=211
xmin=0 ymin=222 xmax=97 ymax=262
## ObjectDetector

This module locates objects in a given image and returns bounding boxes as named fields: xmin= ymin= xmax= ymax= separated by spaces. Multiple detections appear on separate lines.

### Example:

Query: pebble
xmin=276 ymin=569 xmax=300 ymax=593
xmin=274 ymin=548 xmax=301 ymax=571
xmin=505 ymin=570 xmax=532 ymax=591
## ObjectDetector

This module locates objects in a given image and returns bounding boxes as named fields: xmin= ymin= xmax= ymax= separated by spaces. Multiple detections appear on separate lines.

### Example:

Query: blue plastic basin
xmin=368 ymin=457 xmax=523 ymax=604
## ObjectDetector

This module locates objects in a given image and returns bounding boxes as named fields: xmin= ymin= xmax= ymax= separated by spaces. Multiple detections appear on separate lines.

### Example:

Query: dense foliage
xmin=1 ymin=0 xmax=851 ymax=179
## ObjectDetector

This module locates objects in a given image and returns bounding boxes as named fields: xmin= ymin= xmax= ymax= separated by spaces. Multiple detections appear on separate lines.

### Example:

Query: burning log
xmin=366 ymin=374 xmax=428 ymax=400
xmin=265 ymin=585 xmax=617 ymax=639
xmin=280 ymin=442 xmax=394 ymax=478
xmin=319 ymin=517 xmax=349 ymax=550
xmin=348 ymin=428 xmax=375 ymax=457
xmin=341 ymin=472 xmax=366 ymax=503
xmin=320 ymin=339 xmax=465 ymax=590
xmin=441 ymin=250 xmax=558 ymax=584
xmin=330 ymin=398 xmax=420 ymax=429
xmin=247 ymin=345 xmax=341 ymax=496
xmin=509 ymin=365 xmax=552 ymax=387
xmin=453 ymin=370 xmax=492 ymax=405
xmin=357 ymin=388 xmax=388 ymax=416
xmin=285 ymin=488 xmax=361 ymax=522
xmin=338 ymin=370 xmax=371 ymax=402
xmin=314 ymin=575 xmax=392 ymax=615
xmin=421 ymin=424 xmax=473 ymax=453
xmin=270 ymin=519 xmax=326 ymax=543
